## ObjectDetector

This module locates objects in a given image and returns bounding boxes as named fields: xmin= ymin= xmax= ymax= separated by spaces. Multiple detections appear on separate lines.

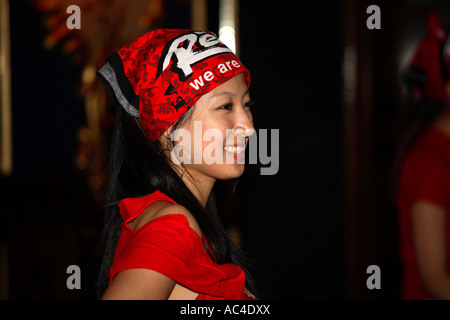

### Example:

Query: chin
xmin=215 ymin=163 xmax=246 ymax=180
xmin=189 ymin=163 xmax=245 ymax=181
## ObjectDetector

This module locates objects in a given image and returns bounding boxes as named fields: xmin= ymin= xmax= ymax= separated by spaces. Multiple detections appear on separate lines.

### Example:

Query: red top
xmin=108 ymin=190 xmax=256 ymax=300
xmin=397 ymin=125 xmax=450 ymax=299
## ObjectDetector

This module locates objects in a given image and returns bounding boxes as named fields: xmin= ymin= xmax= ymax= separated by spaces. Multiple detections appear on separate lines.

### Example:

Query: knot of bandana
xmin=97 ymin=29 xmax=251 ymax=142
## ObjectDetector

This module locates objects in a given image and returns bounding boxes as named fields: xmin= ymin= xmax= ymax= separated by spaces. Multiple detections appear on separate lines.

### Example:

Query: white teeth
xmin=224 ymin=146 xmax=245 ymax=154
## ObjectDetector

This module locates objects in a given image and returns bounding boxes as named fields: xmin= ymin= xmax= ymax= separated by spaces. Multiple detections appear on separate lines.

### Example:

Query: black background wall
xmin=237 ymin=1 xmax=345 ymax=299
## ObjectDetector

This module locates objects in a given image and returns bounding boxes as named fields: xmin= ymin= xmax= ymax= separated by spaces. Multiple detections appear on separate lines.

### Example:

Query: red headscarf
xmin=98 ymin=29 xmax=251 ymax=142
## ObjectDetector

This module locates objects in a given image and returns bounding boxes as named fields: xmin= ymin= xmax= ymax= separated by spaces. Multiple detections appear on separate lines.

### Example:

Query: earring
xmin=180 ymin=162 xmax=189 ymax=179
xmin=171 ymin=143 xmax=191 ymax=179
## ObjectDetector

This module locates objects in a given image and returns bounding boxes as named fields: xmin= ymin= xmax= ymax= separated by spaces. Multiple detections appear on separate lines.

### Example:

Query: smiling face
xmin=161 ymin=73 xmax=255 ymax=182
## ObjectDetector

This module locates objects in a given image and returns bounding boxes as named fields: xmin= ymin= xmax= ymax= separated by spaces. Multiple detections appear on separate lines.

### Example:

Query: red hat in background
xmin=98 ymin=29 xmax=250 ymax=142
xmin=406 ymin=10 xmax=449 ymax=102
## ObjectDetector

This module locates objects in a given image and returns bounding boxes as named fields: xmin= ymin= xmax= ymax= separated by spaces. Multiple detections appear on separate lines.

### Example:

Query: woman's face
xmin=168 ymin=73 xmax=255 ymax=181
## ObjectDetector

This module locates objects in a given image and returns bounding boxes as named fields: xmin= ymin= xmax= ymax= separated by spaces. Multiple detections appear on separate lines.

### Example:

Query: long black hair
xmin=96 ymin=105 xmax=258 ymax=297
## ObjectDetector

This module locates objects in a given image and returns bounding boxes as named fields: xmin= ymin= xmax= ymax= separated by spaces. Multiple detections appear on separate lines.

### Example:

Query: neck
xmin=180 ymin=167 xmax=215 ymax=207
xmin=434 ymin=104 xmax=450 ymax=137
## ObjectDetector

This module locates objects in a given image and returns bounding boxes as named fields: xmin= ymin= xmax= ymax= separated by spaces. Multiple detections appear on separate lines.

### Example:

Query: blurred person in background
xmin=397 ymin=10 xmax=450 ymax=299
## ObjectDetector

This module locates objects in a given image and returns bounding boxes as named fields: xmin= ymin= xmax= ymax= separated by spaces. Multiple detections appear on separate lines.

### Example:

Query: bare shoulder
xmin=134 ymin=201 xmax=202 ymax=238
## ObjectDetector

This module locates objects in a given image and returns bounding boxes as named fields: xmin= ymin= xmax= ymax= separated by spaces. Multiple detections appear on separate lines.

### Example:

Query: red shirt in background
xmin=397 ymin=125 xmax=450 ymax=299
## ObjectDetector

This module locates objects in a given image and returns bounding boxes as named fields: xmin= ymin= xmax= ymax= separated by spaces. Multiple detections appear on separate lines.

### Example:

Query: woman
xmin=96 ymin=29 xmax=258 ymax=299
xmin=397 ymin=11 xmax=450 ymax=299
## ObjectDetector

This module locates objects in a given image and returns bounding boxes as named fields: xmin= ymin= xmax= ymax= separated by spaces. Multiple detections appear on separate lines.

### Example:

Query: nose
xmin=233 ymin=125 xmax=255 ymax=137
xmin=232 ymin=105 xmax=255 ymax=137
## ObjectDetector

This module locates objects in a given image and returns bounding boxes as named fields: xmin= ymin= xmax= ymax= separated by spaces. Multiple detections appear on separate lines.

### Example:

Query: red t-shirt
xmin=397 ymin=125 xmax=450 ymax=299
xmin=108 ymin=190 xmax=256 ymax=300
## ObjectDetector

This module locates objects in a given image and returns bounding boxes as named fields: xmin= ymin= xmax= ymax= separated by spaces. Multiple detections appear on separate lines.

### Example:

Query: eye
xmin=218 ymin=103 xmax=233 ymax=111
xmin=244 ymin=100 xmax=256 ymax=109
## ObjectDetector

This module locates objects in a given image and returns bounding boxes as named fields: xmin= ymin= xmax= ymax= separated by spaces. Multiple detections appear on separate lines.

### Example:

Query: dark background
xmin=2 ymin=0 xmax=448 ymax=299
xmin=238 ymin=1 xmax=345 ymax=299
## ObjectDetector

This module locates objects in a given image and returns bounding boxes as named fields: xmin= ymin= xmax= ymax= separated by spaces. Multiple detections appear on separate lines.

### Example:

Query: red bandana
xmin=98 ymin=29 xmax=251 ymax=142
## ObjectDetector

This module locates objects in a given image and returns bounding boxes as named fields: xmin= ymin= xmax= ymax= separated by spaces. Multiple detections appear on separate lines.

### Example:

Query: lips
xmin=223 ymin=143 xmax=246 ymax=162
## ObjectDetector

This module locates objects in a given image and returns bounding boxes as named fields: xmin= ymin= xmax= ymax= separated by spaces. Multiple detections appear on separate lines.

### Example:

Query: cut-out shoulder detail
xmin=153 ymin=204 xmax=202 ymax=239
xmin=131 ymin=201 xmax=202 ymax=239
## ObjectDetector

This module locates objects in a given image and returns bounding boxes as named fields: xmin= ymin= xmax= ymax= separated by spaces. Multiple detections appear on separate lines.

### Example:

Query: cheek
xmin=201 ymin=127 xmax=227 ymax=163
xmin=186 ymin=119 xmax=226 ymax=163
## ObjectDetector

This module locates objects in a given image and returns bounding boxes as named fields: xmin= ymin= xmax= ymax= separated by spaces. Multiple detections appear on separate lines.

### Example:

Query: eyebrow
xmin=208 ymin=88 xmax=250 ymax=101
